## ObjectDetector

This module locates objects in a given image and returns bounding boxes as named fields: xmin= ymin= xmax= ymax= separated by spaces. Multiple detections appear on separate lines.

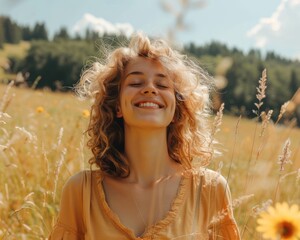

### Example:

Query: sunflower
xmin=257 ymin=202 xmax=300 ymax=240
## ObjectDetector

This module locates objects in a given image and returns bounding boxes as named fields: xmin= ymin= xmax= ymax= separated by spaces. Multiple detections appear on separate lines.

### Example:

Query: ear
xmin=116 ymin=105 xmax=123 ymax=118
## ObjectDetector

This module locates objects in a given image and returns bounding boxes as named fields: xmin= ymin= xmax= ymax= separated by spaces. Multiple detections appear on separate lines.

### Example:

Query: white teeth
xmin=138 ymin=102 xmax=160 ymax=108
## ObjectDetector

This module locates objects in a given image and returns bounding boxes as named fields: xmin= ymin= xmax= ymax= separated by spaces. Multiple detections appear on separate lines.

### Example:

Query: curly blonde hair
xmin=76 ymin=33 xmax=214 ymax=178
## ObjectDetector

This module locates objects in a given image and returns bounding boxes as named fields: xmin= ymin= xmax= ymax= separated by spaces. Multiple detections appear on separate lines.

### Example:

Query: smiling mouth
xmin=135 ymin=102 xmax=163 ymax=108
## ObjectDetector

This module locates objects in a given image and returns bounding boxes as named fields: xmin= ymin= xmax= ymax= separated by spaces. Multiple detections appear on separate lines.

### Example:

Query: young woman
xmin=49 ymin=33 xmax=240 ymax=239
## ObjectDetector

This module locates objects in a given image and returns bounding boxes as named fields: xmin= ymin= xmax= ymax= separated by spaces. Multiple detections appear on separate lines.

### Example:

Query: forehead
xmin=123 ymin=57 xmax=168 ymax=77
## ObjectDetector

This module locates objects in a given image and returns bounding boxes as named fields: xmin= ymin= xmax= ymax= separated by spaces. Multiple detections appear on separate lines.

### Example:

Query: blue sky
xmin=1 ymin=0 xmax=299 ymax=60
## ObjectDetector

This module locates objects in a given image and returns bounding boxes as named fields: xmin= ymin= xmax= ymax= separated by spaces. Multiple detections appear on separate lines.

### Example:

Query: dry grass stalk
xmin=241 ymin=199 xmax=273 ymax=237
xmin=5 ymin=183 xmax=9 ymax=201
xmin=210 ymin=194 xmax=254 ymax=225
xmin=277 ymin=139 xmax=292 ymax=172
xmin=275 ymin=101 xmax=290 ymax=124
xmin=209 ymin=103 xmax=224 ymax=148
xmin=224 ymin=115 xmax=241 ymax=186
xmin=279 ymin=170 xmax=299 ymax=183
xmin=213 ymin=103 xmax=224 ymax=134
xmin=246 ymin=69 xmax=268 ymax=190
xmin=52 ymin=148 xmax=67 ymax=202
xmin=232 ymin=194 xmax=255 ymax=209
xmin=216 ymin=161 xmax=223 ymax=176
xmin=160 ymin=0 xmax=206 ymax=42
xmin=0 ymin=112 xmax=11 ymax=125
xmin=251 ymin=199 xmax=273 ymax=217
xmin=274 ymin=139 xmax=293 ymax=201
xmin=5 ymin=126 xmax=35 ymax=149
xmin=253 ymin=110 xmax=273 ymax=166
xmin=0 ymin=80 xmax=14 ymax=113
xmin=259 ymin=110 xmax=273 ymax=137
xmin=253 ymin=69 xmax=267 ymax=116
xmin=55 ymin=127 xmax=64 ymax=149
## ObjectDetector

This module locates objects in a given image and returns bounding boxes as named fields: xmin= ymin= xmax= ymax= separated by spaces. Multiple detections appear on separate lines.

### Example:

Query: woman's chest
xmin=102 ymin=177 xmax=182 ymax=237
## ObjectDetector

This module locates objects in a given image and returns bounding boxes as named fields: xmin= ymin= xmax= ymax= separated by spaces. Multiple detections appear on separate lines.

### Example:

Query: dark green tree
xmin=289 ymin=70 xmax=299 ymax=98
xmin=53 ymin=27 xmax=70 ymax=40
xmin=32 ymin=22 xmax=48 ymax=40
xmin=184 ymin=41 xmax=231 ymax=57
xmin=0 ymin=18 xmax=4 ymax=48
xmin=0 ymin=16 xmax=22 ymax=44
xmin=14 ymin=40 xmax=96 ymax=90
xmin=223 ymin=56 xmax=260 ymax=116
xmin=21 ymin=26 xmax=33 ymax=41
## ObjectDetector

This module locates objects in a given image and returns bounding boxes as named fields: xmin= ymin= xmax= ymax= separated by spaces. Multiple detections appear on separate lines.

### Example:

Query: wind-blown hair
xmin=76 ymin=33 xmax=214 ymax=178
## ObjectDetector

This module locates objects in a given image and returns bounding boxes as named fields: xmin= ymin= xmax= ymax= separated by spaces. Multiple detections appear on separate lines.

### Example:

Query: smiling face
xmin=118 ymin=57 xmax=176 ymax=129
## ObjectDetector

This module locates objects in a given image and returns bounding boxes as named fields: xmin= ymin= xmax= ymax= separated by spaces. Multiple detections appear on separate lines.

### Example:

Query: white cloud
xmin=72 ymin=13 xmax=135 ymax=38
xmin=247 ymin=0 xmax=300 ymax=60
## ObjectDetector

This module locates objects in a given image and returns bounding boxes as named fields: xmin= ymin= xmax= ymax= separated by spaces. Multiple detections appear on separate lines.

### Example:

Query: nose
xmin=141 ymin=83 xmax=158 ymax=96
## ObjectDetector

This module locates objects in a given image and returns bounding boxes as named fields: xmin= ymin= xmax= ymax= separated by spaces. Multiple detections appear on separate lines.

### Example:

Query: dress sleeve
xmin=48 ymin=171 xmax=86 ymax=239
xmin=207 ymin=173 xmax=241 ymax=240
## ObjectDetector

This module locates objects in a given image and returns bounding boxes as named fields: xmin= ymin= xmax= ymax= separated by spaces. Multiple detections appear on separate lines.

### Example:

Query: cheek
xmin=168 ymin=93 xmax=177 ymax=112
xmin=119 ymin=90 xmax=133 ymax=111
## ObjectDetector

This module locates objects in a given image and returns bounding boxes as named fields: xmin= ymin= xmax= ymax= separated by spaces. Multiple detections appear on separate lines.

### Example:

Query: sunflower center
xmin=277 ymin=221 xmax=295 ymax=238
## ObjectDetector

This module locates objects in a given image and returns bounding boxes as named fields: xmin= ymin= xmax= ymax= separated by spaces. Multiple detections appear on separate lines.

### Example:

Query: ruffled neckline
xmin=94 ymin=170 xmax=190 ymax=239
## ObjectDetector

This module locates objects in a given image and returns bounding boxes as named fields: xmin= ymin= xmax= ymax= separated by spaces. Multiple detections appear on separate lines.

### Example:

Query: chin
xmin=127 ymin=120 xmax=170 ymax=129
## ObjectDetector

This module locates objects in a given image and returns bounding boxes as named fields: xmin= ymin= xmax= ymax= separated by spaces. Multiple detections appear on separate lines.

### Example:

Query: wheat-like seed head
xmin=0 ymin=81 xmax=14 ymax=113
xmin=277 ymin=139 xmax=292 ymax=172
xmin=210 ymin=194 xmax=254 ymax=225
xmin=260 ymin=110 xmax=273 ymax=137
xmin=210 ymin=103 xmax=224 ymax=147
xmin=276 ymin=101 xmax=290 ymax=124
xmin=279 ymin=170 xmax=299 ymax=183
xmin=52 ymin=148 xmax=67 ymax=201
xmin=213 ymin=103 xmax=224 ymax=132
xmin=251 ymin=199 xmax=273 ymax=217
xmin=256 ymin=69 xmax=267 ymax=102
xmin=254 ymin=69 xmax=267 ymax=112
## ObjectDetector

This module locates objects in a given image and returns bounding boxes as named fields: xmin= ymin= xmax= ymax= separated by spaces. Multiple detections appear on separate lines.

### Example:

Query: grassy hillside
xmin=0 ymin=41 xmax=30 ymax=80
xmin=0 ymin=84 xmax=299 ymax=239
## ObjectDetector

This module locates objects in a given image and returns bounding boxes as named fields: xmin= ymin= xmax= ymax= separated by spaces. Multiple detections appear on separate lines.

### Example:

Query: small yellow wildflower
xmin=257 ymin=202 xmax=300 ymax=240
xmin=223 ymin=127 xmax=230 ymax=133
xmin=82 ymin=109 xmax=90 ymax=118
xmin=36 ymin=106 xmax=45 ymax=113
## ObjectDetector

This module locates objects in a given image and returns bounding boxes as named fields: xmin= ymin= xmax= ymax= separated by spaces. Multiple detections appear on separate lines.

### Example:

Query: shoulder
xmin=62 ymin=170 xmax=100 ymax=195
xmin=63 ymin=170 xmax=89 ymax=188
xmin=203 ymin=168 xmax=228 ymax=187
xmin=58 ymin=170 xmax=101 ymax=214
xmin=52 ymin=170 xmax=98 ymax=236
xmin=186 ymin=167 xmax=228 ymax=188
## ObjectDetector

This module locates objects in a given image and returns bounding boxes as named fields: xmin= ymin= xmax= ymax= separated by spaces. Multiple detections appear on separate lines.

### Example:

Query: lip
xmin=134 ymin=100 xmax=164 ymax=108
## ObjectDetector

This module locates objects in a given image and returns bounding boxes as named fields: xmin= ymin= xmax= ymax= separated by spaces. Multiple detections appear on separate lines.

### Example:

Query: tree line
xmin=0 ymin=16 xmax=48 ymax=47
xmin=1 ymin=15 xmax=299 ymax=125
xmin=0 ymin=15 xmax=122 ymax=47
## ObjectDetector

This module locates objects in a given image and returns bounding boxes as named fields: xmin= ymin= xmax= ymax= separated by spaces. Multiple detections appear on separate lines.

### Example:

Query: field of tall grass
xmin=0 ymin=83 xmax=91 ymax=239
xmin=0 ymin=76 xmax=299 ymax=239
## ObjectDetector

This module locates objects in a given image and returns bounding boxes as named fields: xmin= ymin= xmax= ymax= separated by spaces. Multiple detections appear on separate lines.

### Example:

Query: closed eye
xmin=156 ymin=78 xmax=171 ymax=89
xmin=129 ymin=83 xmax=142 ymax=87
xmin=157 ymin=84 xmax=169 ymax=89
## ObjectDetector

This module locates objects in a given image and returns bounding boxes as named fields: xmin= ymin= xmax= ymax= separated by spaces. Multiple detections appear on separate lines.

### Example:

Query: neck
xmin=123 ymin=126 xmax=179 ymax=187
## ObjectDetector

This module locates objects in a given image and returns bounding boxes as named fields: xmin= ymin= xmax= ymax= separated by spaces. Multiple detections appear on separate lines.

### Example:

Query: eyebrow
xmin=125 ymin=71 xmax=167 ymax=79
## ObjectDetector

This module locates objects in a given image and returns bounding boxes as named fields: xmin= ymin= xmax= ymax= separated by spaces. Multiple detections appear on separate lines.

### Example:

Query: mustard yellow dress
xmin=49 ymin=168 xmax=240 ymax=240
